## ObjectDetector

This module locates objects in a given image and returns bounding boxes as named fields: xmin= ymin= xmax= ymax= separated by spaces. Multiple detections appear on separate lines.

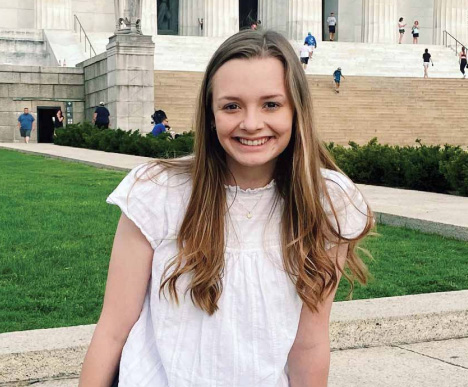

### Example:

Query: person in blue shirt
xmin=304 ymin=32 xmax=317 ymax=48
xmin=17 ymin=107 xmax=35 ymax=143
xmin=333 ymin=67 xmax=345 ymax=93
xmin=151 ymin=110 xmax=170 ymax=137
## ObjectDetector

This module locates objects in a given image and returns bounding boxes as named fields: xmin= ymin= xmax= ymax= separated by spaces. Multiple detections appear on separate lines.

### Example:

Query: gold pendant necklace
xmin=236 ymin=192 xmax=264 ymax=219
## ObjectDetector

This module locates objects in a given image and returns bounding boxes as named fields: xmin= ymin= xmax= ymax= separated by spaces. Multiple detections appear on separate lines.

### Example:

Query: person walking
xmin=93 ymin=102 xmax=110 ymax=129
xmin=398 ymin=17 xmax=406 ymax=44
xmin=151 ymin=110 xmax=170 ymax=136
xmin=299 ymin=42 xmax=313 ymax=70
xmin=327 ymin=12 xmax=337 ymax=41
xmin=459 ymin=47 xmax=467 ymax=78
xmin=333 ymin=67 xmax=345 ymax=93
xmin=79 ymin=29 xmax=372 ymax=387
xmin=17 ymin=107 xmax=35 ymax=143
xmin=412 ymin=21 xmax=420 ymax=44
xmin=304 ymin=32 xmax=317 ymax=57
xmin=422 ymin=49 xmax=433 ymax=78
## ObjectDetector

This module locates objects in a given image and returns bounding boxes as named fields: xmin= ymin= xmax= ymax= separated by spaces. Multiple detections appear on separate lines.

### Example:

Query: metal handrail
xmin=443 ymin=30 xmax=467 ymax=56
xmin=73 ymin=14 xmax=97 ymax=58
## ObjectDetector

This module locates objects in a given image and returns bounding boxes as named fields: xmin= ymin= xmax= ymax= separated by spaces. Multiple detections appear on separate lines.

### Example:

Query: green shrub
xmin=55 ymin=125 xmax=468 ymax=196
xmin=327 ymin=138 xmax=467 ymax=197
xmin=55 ymin=123 xmax=194 ymax=159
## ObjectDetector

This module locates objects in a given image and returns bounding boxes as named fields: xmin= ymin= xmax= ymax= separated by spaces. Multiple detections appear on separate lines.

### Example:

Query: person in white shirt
xmin=79 ymin=29 xmax=372 ymax=387
xmin=327 ymin=12 xmax=337 ymax=41
xmin=299 ymin=43 xmax=313 ymax=70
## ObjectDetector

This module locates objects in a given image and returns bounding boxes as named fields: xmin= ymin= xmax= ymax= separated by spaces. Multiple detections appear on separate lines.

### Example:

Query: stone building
xmin=1 ymin=0 xmax=467 ymax=45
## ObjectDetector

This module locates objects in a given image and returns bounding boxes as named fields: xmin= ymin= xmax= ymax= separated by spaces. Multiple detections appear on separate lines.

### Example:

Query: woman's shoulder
xmin=320 ymin=168 xmax=371 ymax=239
xmin=106 ymin=160 xmax=193 ymax=248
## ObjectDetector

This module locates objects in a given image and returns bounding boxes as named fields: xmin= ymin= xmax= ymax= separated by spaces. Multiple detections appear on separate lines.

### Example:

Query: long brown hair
xmin=156 ymin=29 xmax=373 ymax=315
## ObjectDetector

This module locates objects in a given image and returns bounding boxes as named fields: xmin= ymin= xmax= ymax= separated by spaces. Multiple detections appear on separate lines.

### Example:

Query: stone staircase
xmin=154 ymin=70 xmax=468 ymax=147
xmin=0 ymin=29 xmax=56 ymax=67
xmin=150 ymin=35 xmax=463 ymax=78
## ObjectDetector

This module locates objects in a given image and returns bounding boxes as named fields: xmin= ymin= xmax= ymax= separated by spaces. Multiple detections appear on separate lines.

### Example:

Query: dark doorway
xmin=323 ymin=0 xmax=339 ymax=41
xmin=239 ymin=0 xmax=258 ymax=30
xmin=37 ymin=106 xmax=60 ymax=143
xmin=157 ymin=0 xmax=179 ymax=35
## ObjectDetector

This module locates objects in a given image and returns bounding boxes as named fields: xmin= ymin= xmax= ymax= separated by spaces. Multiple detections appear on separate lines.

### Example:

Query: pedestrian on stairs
xmin=333 ymin=67 xmax=345 ymax=93
xmin=300 ymin=43 xmax=313 ymax=70
xmin=412 ymin=21 xmax=420 ymax=44
xmin=327 ymin=12 xmax=337 ymax=41
xmin=398 ymin=17 xmax=406 ymax=44
xmin=422 ymin=49 xmax=433 ymax=79
xmin=459 ymin=47 xmax=467 ymax=78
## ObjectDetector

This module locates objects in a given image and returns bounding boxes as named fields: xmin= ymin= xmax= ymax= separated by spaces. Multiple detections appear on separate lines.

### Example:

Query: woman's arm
xmin=287 ymin=243 xmax=348 ymax=387
xmin=79 ymin=213 xmax=154 ymax=386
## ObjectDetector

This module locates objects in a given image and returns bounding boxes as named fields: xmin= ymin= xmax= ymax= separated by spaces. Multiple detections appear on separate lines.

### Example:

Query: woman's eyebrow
xmin=217 ymin=94 xmax=285 ymax=101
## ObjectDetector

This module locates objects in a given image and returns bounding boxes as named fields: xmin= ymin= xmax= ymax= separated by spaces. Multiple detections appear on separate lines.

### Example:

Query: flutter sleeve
xmin=106 ymin=163 xmax=169 ymax=249
xmin=322 ymin=169 xmax=372 ymax=242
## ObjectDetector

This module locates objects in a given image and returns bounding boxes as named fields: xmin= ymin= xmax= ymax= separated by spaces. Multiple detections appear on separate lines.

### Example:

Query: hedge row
xmin=54 ymin=122 xmax=193 ymax=159
xmin=54 ymin=124 xmax=468 ymax=196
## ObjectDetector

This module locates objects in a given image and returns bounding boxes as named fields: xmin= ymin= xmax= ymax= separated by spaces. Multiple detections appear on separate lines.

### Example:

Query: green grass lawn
xmin=1 ymin=149 xmax=467 ymax=333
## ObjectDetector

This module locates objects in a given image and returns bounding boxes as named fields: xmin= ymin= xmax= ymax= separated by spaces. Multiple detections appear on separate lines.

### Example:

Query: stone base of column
xmin=106 ymin=34 xmax=155 ymax=133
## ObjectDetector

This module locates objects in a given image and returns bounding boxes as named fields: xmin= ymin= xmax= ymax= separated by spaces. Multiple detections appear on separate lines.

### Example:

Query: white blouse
xmin=106 ymin=164 xmax=369 ymax=387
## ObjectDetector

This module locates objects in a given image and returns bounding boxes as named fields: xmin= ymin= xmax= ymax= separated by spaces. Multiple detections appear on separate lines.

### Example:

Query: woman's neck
xmin=225 ymin=161 xmax=276 ymax=190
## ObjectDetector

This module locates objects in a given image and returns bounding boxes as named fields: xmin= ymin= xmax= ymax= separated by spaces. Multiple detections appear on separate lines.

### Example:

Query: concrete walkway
xmin=8 ymin=338 xmax=468 ymax=386
xmin=1 ymin=143 xmax=467 ymax=240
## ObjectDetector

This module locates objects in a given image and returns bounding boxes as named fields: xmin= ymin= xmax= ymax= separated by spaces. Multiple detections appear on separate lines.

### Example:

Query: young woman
xmin=460 ymin=46 xmax=467 ymax=78
xmin=398 ymin=17 xmax=406 ymax=44
xmin=412 ymin=21 xmax=420 ymax=44
xmin=79 ymin=29 xmax=373 ymax=387
xmin=423 ymin=48 xmax=433 ymax=79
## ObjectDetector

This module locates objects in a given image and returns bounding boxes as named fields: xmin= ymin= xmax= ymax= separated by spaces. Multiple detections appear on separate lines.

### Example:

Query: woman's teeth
xmin=238 ymin=137 xmax=269 ymax=146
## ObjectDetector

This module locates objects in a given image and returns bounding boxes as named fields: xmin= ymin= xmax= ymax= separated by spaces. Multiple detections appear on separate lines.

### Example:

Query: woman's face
xmin=211 ymin=57 xmax=294 ymax=180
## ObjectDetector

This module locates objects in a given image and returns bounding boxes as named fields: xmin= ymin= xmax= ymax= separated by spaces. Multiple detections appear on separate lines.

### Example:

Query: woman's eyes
xmin=223 ymin=103 xmax=240 ymax=110
xmin=264 ymin=102 xmax=280 ymax=110
xmin=222 ymin=102 xmax=280 ymax=111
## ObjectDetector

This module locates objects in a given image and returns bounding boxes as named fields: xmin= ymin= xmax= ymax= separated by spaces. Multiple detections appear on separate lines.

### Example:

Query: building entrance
xmin=239 ymin=0 xmax=258 ymax=29
xmin=323 ymin=0 xmax=339 ymax=41
xmin=157 ymin=0 xmax=179 ymax=35
xmin=37 ymin=107 xmax=60 ymax=143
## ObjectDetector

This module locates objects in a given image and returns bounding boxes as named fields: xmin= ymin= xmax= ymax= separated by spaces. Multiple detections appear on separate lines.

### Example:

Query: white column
xmin=204 ymin=0 xmax=238 ymax=37
xmin=287 ymin=0 xmax=322 ymax=41
xmin=258 ymin=0 xmax=289 ymax=36
xmin=433 ymin=0 xmax=468 ymax=45
xmin=361 ymin=0 xmax=397 ymax=43
xmin=179 ymin=0 xmax=205 ymax=36
xmin=36 ymin=0 xmax=72 ymax=30
xmin=141 ymin=0 xmax=158 ymax=38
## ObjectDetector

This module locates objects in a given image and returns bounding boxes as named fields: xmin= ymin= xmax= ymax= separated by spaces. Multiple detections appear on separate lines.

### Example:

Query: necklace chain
xmin=234 ymin=192 xmax=264 ymax=219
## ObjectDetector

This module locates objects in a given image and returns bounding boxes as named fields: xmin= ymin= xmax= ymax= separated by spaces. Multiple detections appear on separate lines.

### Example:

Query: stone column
xmin=258 ymin=0 xmax=288 ymax=36
xmin=287 ymin=0 xmax=322 ymax=41
xmin=36 ymin=0 xmax=72 ymax=30
xmin=433 ymin=0 xmax=468 ymax=45
xmin=361 ymin=0 xmax=398 ymax=43
xmin=179 ymin=0 xmax=205 ymax=36
xmin=204 ymin=0 xmax=239 ymax=37
xmin=141 ymin=0 xmax=158 ymax=38
xmin=106 ymin=34 xmax=155 ymax=132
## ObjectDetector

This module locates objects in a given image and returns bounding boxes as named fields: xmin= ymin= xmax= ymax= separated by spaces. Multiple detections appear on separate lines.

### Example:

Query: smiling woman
xmin=80 ymin=29 xmax=374 ymax=387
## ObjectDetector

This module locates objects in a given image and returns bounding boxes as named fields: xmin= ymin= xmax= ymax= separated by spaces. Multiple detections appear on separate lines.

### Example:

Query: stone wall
xmin=154 ymin=70 xmax=468 ymax=147
xmin=0 ymin=1 xmax=35 ymax=30
xmin=79 ymin=52 xmax=108 ymax=122
xmin=0 ymin=65 xmax=84 ymax=142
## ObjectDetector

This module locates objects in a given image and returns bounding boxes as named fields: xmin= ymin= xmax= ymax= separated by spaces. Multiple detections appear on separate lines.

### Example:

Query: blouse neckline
xmin=224 ymin=179 xmax=276 ymax=194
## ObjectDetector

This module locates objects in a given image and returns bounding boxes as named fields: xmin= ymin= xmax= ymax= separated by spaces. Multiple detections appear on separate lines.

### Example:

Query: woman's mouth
xmin=236 ymin=137 xmax=272 ymax=146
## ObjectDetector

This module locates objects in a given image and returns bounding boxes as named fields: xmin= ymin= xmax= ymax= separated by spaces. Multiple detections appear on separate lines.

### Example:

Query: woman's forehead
xmin=212 ymin=57 xmax=287 ymax=99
